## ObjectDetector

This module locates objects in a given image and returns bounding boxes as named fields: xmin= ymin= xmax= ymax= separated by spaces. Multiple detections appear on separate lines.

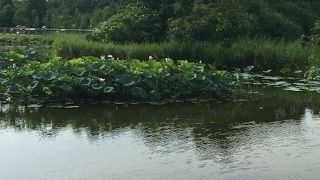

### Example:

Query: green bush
xmin=93 ymin=2 xmax=164 ymax=43
xmin=168 ymin=2 xmax=253 ymax=42
xmin=308 ymin=20 xmax=320 ymax=46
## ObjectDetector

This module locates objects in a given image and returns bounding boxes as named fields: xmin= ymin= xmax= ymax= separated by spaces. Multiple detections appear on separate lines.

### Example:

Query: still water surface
xmin=1 ymin=88 xmax=320 ymax=180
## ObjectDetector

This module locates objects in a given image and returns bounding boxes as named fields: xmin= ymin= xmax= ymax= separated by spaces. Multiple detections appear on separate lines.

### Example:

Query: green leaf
xmin=0 ymin=78 xmax=9 ymax=85
xmin=104 ymin=87 xmax=115 ymax=94
xmin=118 ymin=76 xmax=140 ymax=87
xmin=80 ymin=78 xmax=92 ymax=86
xmin=149 ymin=90 xmax=161 ymax=101
xmin=102 ymin=69 xmax=113 ymax=75
xmin=58 ymin=83 xmax=73 ymax=91
xmin=184 ymin=72 xmax=197 ymax=81
xmin=194 ymin=65 xmax=205 ymax=73
xmin=74 ymin=70 xmax=86 ymax=77
xmin=34 ymin=71 xmax=56 ymax=81
xmin=144 ymin=79 xmax=157 ymax=89
xmin=243 ymin=65 xmax=254 ymax=72
xmin=7 ymin=85 xmax=20 ymax=94
xmin=208 ymin=81 xmax=219 ymax=92
xmin=262 ymin=69 xmax=272 ymax=74
xmin=27 ymin=81 xmax=39 ymax=92
xmin=43 ymin=87 xmax=52 ymax=95
xmin=283 ymin=86 xmax=302 ymax=92
xmin=131 ymin=87 xmax=147 ymax=99
xmin=91 ymin=62 xmax=104 ymax=71
xmin=92 ymin=83 xmax=104 ymax=90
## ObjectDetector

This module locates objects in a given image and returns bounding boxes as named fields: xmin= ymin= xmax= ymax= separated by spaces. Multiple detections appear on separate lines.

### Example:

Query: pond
xmin=1 ymin=87 xmax=320 ymax=180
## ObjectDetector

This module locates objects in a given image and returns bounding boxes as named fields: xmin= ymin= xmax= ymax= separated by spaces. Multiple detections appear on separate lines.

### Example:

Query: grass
xmin=51 ymin=34 xmax=320 ymax=75
xmin=2 ymin=33 xmax=320 ymax=76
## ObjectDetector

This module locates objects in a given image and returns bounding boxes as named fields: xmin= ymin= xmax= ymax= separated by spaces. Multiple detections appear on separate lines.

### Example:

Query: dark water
xmin=2 ymin=88 xmax=320 ymax=180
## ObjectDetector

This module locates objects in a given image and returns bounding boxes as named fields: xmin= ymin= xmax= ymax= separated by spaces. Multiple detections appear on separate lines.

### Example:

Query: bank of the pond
xmin=51 ymin=34 xmax=320 ymax=76
xmin=2 ymin=34 xmax=320 ymax=76
xmin=0 ymin=51 xmax=240 ymax=104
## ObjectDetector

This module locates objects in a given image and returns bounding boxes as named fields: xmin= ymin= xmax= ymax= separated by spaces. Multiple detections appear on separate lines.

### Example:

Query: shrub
xmin=93 ymin=2 xmax=164 ymax=43
xmin=168 ymin=2 xmax=253 ymax=42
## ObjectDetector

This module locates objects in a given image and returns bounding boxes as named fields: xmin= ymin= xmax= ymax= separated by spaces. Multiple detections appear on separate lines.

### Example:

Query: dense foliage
xmin=51 ymin=34 xmax=319 ymax=75
xmin=2 ymin=33 xmax=320 ymax=76
xmin=0 ymin=0 xmax=14 ymax=27
xmin=0 ymin=50 xmax=239 ymax=103
xmin=308 ymin=20 xmax=320 ymax=46
xmin=1 ymin=0 xmax=320 ymax=43
xmin=93 ymin=3 xmax=164 ymax=43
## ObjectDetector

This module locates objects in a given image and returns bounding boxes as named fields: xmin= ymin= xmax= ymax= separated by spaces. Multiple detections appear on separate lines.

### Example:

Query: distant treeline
xmin=1 ymin=0 xmax=320 ymax=42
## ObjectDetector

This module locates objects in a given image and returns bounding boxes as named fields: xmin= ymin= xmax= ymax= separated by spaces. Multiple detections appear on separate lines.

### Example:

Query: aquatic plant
xmin=0 ymin=51 xmax=240 ymax=104
xmin=51 ymin=34 xmax=320 ymax=75
xmin=3 ymin=34 xmax=320 ymax=76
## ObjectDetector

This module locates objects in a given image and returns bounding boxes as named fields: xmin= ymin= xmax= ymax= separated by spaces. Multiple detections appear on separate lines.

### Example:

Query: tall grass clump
xmin=225 ymin=39 xmax=315 ymax=74
xmin=52 ymin=34 xmax=320 ymax=75
xmin=52 ymin=34 xmax=222 ymax=61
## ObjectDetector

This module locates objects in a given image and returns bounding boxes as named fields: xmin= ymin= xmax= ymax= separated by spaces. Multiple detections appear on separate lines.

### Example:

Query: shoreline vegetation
xmin=0 ymin=48 xmax=241 ymax=106
xmin=1 ymin=33 xmax=320 ymax=106
xmin=2 ymin=33 xmax=320 ymax=75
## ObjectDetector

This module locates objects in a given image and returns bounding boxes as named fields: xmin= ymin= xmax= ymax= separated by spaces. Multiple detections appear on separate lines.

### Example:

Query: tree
xmin=13 ymin=0 xmax=47 ymax=27
xmin=168 ymin=2 xmax=253 ymax=42
xmin=0 ymin=0 xmax=13 ymax=7
xmin=308 ymin=20 xmax=320 ymax=46
xmin=0 ymin=0 xmax=14 ymax=27
xmin=95 ymin=2 xmax=163 ymax=43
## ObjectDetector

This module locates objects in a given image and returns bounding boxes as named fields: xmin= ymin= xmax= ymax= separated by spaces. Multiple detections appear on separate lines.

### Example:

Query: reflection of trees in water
xmin=0 ymin=88 xmax=319 ymax=160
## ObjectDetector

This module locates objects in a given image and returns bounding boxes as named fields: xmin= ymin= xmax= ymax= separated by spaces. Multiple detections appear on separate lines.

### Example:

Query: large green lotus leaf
xmin=8 ymin=51 xmax=25 ymax=59
xmin=42 ymin=72 xmax=56 ymax=81
xmin=208 ymin=82 xmax=219 ymax=92
xmin=32 ymin=73 xmax=42 ymax=79
xmin=103 ymin=87 xmax=115 ymax=94
xmin=33 ymin=71 xmax=56 ymax=81
xmin=58 ymin=66 xmax=69 ymax=74
xmin=147 ymin=60 xmax=161 ymax=67
xmin=131 ymin=87 xmax=147 ymax=99
xmin=42 ymin=87 xmax=52 ymax=95
xmin=243 ymin=65 xmax=254 ymax=72
xmin=261 ymin=76 xmax=283 ymax=81
xmin=149 ymin=90 xmax=161 ymax=101
xmin=184 ymin=72 xmax=197 ymax=81
xmin=162 ymin=72 xmax=171 ymax=77
xmin=58 ymin=83 xmax=73 ymax=91
xmin=7 ymin=85 xmax=20 ymax=94
xmin=80 ymin=78 xmax=92 ymax=86
xmin=27 ymin=81 xmax=39 ymax=92
xmin=118 ymin=76 xmax=140 ymax=87
xmin=142 ymin=72 xmax=155 ymax=79
xmin=91 ymin=62 xmax=104 ymax=71
xmin=144 ymin=79 xmax=157 ymax=89
xmin=0 ymin=78 xmax=8 ymax=85
xmin=283 ymin=86 xmax=302 ymax=92
xmin=194 ymin=65 xmax=205 ymax=73
xmin=68 ymin=58 xmax=83 ymax=65
xmin=91 ymin=83 xmax=104 ymax=90
xmin=102 ymin=68 xmax=114 ymax=75
xmin=74 ymin=70 xmax=86 ymax=77
xmin=27 ymin=49 xmax=36 ymax=56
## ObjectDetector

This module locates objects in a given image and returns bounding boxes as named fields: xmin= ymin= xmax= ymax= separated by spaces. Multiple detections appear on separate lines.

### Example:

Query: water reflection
xmin=1 ymin=87 xmax=320 ymax=179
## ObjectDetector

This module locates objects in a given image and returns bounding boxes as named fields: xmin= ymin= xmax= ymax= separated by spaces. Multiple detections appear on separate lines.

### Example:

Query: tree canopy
xmin=1 ymin=0 xmax=320 ymax=42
